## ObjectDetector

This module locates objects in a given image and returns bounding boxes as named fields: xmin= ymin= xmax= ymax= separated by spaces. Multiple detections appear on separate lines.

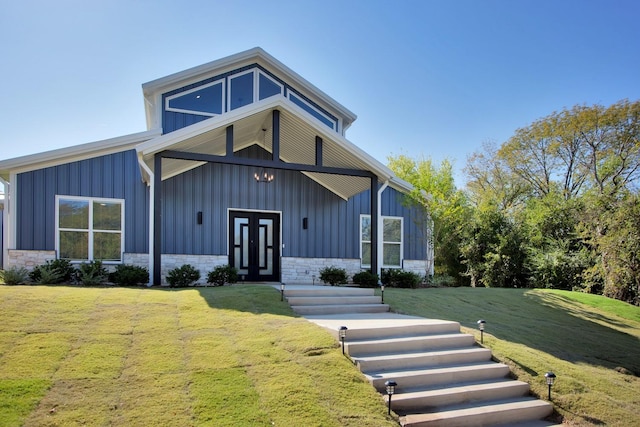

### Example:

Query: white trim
xmin=381 ymin=216 xmax=403 ymax=269
xmin=136 ymin=155 xmax=155 ymax=286
xmin=359 ymin=214 xmax=372 ymax=268
xmin=165 ymin=78 xmax=225 ymax=117
xmin=360 ymin=212 xmax=404 ymax=271
xmin=377 ymin=180 xmax=389 ymax=276
xmin=55 ymin=195 xmax=125 ymax=263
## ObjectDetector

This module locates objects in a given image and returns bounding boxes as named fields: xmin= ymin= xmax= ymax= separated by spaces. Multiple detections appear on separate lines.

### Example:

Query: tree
xmin=387 ymin=155 xmax=469 ymax=283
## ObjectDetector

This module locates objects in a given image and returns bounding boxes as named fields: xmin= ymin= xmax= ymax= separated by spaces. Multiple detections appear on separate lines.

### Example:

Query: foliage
xmin=108 ymin=264 xmax=149 ymax=286
xmin=166 ymin=264 xmax=201 ymax=287
xmin=75 ymin=260 xmax=108 ymax=286
xmin=388 ymin=155 xmax=470 ymax=284
xmin=381 ymin=268 xmax=421 ymax=288
xmin=206 ymin=265 xmax=239 ymax=286
xmin=0 ymin=267 xmax=30 ymax=285
xmin=319 ymin=266 xmax=348 ymax=286
xmin=29 ymin=259 xmax=76 ymax=284
xmin=352 ymin=270 xmax=379 ymax=288
xmin=428 ymin=273 xmax=458 ymax=287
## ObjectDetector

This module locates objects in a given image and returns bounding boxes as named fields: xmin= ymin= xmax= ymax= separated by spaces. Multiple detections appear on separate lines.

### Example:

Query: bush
xmin=352 ymin=270 xmax=379 ymax=288
xmin=381 ymin=268 xmax=421 ymax=289
xmin=76 ymin=260 xmax=107 ymax=286
xmin=428 ymin=274 xmax=459 ymax=287
xmin=319 ymin=266 xmax=348 ymax=286
xmin=29 ymin=259 xmax=76 ymax=284
xmin=0 ymin=267 xmax=29 ymax=285
xmin=167 ymin=264 xmax=201 ymax=287
xmin=206 ymin=265 xmax=238 ymax=286
xmin=109 ymin=264 xmax=149 ymax=286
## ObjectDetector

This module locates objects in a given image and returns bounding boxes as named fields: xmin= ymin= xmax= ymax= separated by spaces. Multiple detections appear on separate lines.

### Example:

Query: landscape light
xmin=339 ymin=326 xmax=348 ymax=355
xmin=545 ymin=372 xmax=556 ymax=400
xmin=280 ymin=283 xmax=285 ymax=301
xmin=477 ymin=319 xmax=486 ymax=344
xmin=385 ymin=380 xmax=397 ymax=415
xmin=380 ymin=281 xmax=385 ymax=304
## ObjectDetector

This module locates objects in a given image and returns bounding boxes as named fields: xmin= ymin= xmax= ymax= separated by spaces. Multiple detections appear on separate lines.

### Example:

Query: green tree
xmin=387 ymin=155 xmax=469 ymax=283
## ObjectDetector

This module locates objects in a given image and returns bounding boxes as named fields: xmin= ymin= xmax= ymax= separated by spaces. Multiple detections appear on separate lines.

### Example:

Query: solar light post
xmin=339 ymin=326 xmax=348 ymax=355
xmin=385 ymin=380 xmax=397 ymax=415
xmin=545 ymin=372 xmax=556 ymax=400
xmin=280 ymin=283 xmax=285 ymax=301
xmin=477 ymin=319 xmax=486 ymax=344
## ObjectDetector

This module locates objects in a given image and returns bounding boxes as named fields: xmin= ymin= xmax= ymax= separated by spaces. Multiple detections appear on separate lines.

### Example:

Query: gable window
xmin=360 ymin=215 xmax=403 ymax=268
xmin=56 ymin=196 xmax=124 ymax=263
xmin=288 ymin=92 xmax=337 ymax=130
xmin=258 ymin=71 xmax=283 ymax=100
xmin=165 ymin=80 xmax=224 ymax=116
xmin=229 ymin=70 xmax=255 ymax=110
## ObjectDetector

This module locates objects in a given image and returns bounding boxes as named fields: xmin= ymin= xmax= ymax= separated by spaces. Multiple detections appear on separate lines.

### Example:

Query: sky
xmin=1 ymin=0 xmax=639 ymax=191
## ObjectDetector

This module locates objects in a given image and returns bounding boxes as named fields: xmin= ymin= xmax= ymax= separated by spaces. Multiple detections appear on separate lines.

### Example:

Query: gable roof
xmin=142 ymin=47 xmax=357 ymax=135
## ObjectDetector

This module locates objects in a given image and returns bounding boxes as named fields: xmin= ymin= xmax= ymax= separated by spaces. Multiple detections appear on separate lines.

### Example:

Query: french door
xmin=229 ymin=211 xmax=280 ymax=281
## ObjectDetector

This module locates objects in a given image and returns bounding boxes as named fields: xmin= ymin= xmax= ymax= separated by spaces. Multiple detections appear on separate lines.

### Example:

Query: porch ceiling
xmin=138 ymin=99 xmax=405 ymax=199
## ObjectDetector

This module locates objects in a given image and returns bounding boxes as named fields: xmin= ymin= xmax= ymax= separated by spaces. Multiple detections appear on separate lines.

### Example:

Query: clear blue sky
xmin=1 ymin=0 xmax=639 ymax=189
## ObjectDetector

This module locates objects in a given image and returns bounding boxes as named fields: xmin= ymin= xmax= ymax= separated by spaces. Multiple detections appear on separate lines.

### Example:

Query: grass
xmin=383 ymin=287 xmax=640 ymax=426
xmin=0 ymin=285 xmax=397 ymax=427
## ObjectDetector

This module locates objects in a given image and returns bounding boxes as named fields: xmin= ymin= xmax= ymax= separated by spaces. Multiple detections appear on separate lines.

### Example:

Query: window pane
xmin=94 ymin=232 xmax=121 ymax=261
xmin=168 ymin=82 xmax=223 ymax=115
xmin=383 ymin=243 xmax=401 ymax=266
xmin=289 ymin=93 xmax=336 ymax=129
xmin=362 ymin=242 xmax=371 ymax=266
xmin=59 ymin=200 xmax=89 ymax=229
xmin=361 ymin=216 xmax=371 ymax=241
xmin=383 ymin=218 xmax=401 ymax=242
xmin=230 ymin=72 xmax=254 ymax=110
xmin=94 ymin=202 xmax=121 ymax=230
xmin=60 ymin=231 xmax=88 ymax=260
xmin=259 ymin=73 xmax=281 ymax=100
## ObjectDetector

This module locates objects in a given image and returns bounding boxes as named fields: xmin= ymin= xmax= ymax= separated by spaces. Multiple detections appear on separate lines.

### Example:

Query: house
xmin=0 ymin=48 xmax=432 ymax=285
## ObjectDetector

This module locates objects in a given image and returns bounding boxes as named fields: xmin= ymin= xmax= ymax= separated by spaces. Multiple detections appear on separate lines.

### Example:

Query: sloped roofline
xmin=141 ymin=47 xmax=357 ymax=133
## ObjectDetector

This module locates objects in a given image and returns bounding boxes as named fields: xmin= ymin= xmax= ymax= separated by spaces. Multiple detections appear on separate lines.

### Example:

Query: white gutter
xmin=0 ymin=177 xmax=8 ymax=269
xmin=376 ymin=180 xmax=390 ymax=277
xmin=137 ymin=154 xmax=155 ymax=287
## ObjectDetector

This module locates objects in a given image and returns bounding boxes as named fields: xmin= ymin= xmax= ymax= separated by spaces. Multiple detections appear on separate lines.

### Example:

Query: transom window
xmin=360 ymin=215 xmax=403 ymax=268
xmin=166 ymin=80 xmax=224 ymax=116
xmin=56 ymin=196 xmax=124 ymax=263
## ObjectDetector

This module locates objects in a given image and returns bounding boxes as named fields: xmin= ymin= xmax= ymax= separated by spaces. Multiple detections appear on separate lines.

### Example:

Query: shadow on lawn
xmin=187 ymin=284 xmax=299 ymax=317
xmin=396 ymin=288 xmax=640 ymax=375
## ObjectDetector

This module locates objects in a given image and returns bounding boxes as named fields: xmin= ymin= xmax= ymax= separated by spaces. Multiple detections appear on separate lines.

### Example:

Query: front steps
xmin=346 ymin=323 xmax=554 ymax=427
xmin=284 ymin=285 xmax=555 ymax=426
xmin=285 ymin=285 xmax=390 ymax=315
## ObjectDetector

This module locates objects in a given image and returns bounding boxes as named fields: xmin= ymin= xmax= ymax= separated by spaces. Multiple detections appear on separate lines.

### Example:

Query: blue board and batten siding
xmin=15 ymin=148 xmax=426 ymax=262
xmin=16 ymin=150 xmax=149 ymax=253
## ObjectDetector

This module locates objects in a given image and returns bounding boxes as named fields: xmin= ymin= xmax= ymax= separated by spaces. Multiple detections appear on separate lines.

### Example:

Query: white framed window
xmin=287 ymin=92 xmax=337 ymax=131
xmin=360 ymin=215 xmax=403 ymax=268
xmin=257 ymin=70 xmax=283 ymax=100
xmin=165 ymin=79 xmax=225 ymax=116
xmin=55 ymin=195 xmax=125 ymax=263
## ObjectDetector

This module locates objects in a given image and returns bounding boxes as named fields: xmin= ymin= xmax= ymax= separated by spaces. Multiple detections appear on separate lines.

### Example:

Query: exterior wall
xmin=403 ymin=259 xmax=433 ymax=277
xmin=16 ymin=150 xmax=149 ymax=254
xmin=160 ymin=254 xmax=228 ymax=284
xmin=7 ymin=249 xmax=56 ymax=270
xmin=281 ymin=257 xmax=362 ymax=284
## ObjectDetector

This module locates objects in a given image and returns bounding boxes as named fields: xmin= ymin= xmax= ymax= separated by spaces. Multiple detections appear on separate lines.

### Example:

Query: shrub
xmin=167 ymin=264 xmax=201 ymax=287
xmin=429 ymin=274 xmax=458 ymax=287
xmin=352 ymin=270 xmax=379 ymax=288
xmin=381 ymin=268 xmax=421 ymax=289
xmin=0 ymin=267 xmax=29 ymax=285
xmin=29 ymin=259 xmax=75 ymax=284
xmin=319 ymin=266 xmax=348 ymax=286
xmin=76 ymin=260 xmax=107 ymax=286
xmin=206 ymin=265 xmax=238 ymax=286
xmin=109 ymin=264 xmax=149 ymax=286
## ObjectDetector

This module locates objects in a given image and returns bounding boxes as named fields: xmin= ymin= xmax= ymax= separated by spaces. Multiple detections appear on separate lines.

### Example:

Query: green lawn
xmin=383 ymin=287 xmax=640 ymax=426
xmin=1 ymin=285 xmax=638 ymax=426
xmin=0 ymin=285 xmax=397 ymax=427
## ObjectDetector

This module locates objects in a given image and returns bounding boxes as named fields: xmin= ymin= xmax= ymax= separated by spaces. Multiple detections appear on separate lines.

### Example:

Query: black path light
xmin=385 ymin=380 xmax=398 ymax=415
xmin=280 ymin=283 xmax=285 ymax=301
xmin=380 ymin=281 xmax=385 ymax=304
xmin=339 ymin=326 xmax=348 ymax=355
xmin=545 ymin=371 xmax=557 ymax=400
xmin=477 ymin=319 xmax=486 ymax=344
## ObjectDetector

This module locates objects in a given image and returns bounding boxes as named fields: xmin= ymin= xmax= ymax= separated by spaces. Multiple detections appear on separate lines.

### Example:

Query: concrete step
xmin=392 ymin=380 xmax=531 ymax=410
xmin=342 ymin=321 xmax=461 ymax=341
xmin=354 ymin=347 xmax=492 ymax=372
xmin=286 ymin=295 xmax=382 ymax=305
xmin=399 ymin=398 xmax=554 ymax=427
xmin=291 ymin=303 xmax=390 ymax=315
xmin=346 ymin=333 xmax=476 ymax=356
xmin=284 ymin=287 xmax=374 ymax=297
xmin=368 ymin=362 xmax=511 ymax=392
